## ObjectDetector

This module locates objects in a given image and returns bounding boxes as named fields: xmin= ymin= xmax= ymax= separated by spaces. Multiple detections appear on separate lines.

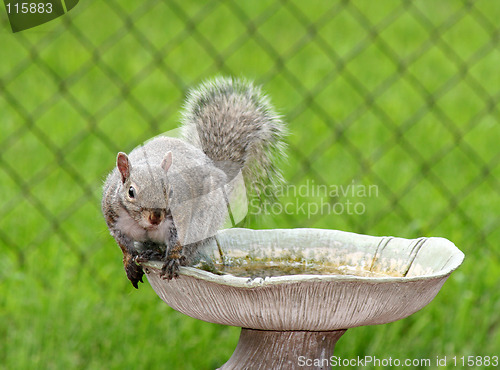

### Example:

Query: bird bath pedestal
xmin=140 ymin=228 xmax=464 ymax=369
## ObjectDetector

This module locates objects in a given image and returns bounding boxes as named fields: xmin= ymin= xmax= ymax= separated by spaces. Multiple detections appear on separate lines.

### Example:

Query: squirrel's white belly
xmin=146 ymin=223 xmax=171 ymax=244
xmin=116 ymin=208 xmax=172 ymax=244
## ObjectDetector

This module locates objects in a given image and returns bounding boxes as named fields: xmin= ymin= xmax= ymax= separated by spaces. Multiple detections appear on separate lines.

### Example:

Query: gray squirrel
xmin=102 ymin=77 xmax=287 ymax=288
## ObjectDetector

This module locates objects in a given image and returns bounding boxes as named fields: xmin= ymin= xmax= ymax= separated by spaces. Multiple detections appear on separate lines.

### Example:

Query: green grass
xmin=1 ymin=0 xmax=499 ymax=368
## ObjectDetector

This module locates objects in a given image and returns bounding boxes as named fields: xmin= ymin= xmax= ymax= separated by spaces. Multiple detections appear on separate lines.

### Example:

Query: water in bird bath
xmin=213 ymin=258 xmax=404 ymax=278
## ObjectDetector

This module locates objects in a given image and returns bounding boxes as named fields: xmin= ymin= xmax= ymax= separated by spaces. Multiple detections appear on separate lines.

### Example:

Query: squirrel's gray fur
xmin=102 ymin=77 xmax=287 ymax=288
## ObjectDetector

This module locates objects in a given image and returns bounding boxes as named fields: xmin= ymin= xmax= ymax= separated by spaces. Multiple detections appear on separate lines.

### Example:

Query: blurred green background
xmin=1 ymin=0 xmax=499 ymax=368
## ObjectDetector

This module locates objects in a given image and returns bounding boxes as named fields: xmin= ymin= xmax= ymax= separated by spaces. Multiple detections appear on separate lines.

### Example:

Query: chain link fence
xmin=1 ymin=0 xmax=499 ymax=287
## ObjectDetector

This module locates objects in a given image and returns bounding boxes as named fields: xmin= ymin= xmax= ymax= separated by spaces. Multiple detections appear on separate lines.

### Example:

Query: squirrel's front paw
xmin=125 ymin=256 xmax=144 ymax=289
xmin=161 ymin=254 xmax=187 ymax=280
xmin=161 ymin=241 xmax=185 ymax=280
xmin=161 ymin=257 xmax=181 ymax=280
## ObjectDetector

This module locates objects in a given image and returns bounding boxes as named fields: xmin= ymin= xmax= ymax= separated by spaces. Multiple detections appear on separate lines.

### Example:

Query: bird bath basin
xmin=140 ymin=228 xmax=464 ymax=369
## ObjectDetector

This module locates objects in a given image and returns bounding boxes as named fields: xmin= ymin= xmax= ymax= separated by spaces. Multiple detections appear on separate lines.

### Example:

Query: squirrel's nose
xmin=148 ymin=210 xmax=163 ymax=225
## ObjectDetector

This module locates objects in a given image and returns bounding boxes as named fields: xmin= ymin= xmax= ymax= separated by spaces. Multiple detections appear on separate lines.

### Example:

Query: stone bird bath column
xmin=140 ymin=228 xmax=464 ymax=369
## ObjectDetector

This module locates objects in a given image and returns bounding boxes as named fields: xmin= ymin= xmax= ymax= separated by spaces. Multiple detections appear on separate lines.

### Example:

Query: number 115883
xmin=6 ymin=2 xmax=53 ymax=14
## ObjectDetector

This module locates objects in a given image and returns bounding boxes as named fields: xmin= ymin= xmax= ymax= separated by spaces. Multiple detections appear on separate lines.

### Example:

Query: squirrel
xmin=102 ymin=77 xmax=287 ymax=288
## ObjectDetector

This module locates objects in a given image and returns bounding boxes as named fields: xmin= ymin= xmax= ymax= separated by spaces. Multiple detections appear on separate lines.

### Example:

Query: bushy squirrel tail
xmin=180 ymin=76 xmax=287 ymax=198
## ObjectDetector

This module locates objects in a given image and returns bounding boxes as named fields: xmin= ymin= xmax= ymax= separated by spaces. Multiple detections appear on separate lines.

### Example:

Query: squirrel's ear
xmin=161 ymin=152 xmax=173 ymax=172
xmin=117 ymin=152 xmax=131 ymax=183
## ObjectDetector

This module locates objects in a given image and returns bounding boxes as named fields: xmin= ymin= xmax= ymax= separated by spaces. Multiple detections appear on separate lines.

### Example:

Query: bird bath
xmin=140 ymin=228 xmax=464 ymax=369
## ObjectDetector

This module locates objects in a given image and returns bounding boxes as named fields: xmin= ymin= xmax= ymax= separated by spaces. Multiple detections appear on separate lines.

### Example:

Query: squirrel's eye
xmin=128 ymin=186 xmax=136 ymax=199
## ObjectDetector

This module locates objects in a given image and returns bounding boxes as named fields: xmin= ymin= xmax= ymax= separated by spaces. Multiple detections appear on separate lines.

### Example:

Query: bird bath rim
xmin=141 ymin=227 xmax=464 ymax=288
xmin=142 ymin=261 xmax=459 ymax=288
